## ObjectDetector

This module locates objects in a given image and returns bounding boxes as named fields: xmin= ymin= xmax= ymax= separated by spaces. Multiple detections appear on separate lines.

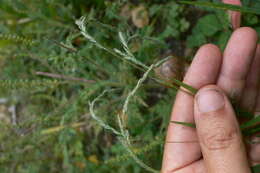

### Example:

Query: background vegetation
xmin=0 ymin=0 xmax=259 ymax=172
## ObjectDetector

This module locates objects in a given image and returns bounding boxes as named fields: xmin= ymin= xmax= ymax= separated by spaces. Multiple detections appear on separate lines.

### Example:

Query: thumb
xmin=194 ymin=85 xmax=251 ymax=173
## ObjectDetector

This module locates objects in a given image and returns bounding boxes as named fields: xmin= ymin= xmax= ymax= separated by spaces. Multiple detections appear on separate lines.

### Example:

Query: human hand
xmin=222 ymin=0 xmax=241 ymax=29
xmin=161 ymin=27 xmax=260 ymax=173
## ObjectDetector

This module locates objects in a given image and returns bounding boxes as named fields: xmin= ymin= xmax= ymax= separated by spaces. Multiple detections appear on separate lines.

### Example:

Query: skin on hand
xmin=161 ymin=27 xmax=260 ymax=173
xmin=222 ymin=0 xmax=241 ymax=29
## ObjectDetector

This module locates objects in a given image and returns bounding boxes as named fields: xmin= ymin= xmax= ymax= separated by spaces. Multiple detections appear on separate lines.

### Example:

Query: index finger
xmin=162 ymin=44 xmax=222 ymax=172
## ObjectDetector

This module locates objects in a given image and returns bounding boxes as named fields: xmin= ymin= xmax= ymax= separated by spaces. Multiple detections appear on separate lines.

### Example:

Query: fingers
xmin=249 ymin=136 xmax=260 ymax=164
xmin=240 ymin=44 xmax=260 ymax=112
xmin=240 ymin=45 xmax=260 ymax=163
xmin=222 ymin=0 xmax=241 ymax=29
xmin=173 ymin=160 xmax=206 ymax=173
xmin=162 ymin=44 xmax=222 ymax=172
xmin=194 ymin=85 xmax=251 ymax=173
xmin=255 ymin=49 xmax=260 ymax=114
xmin=217 ymin=27 xmax=258 ymax=101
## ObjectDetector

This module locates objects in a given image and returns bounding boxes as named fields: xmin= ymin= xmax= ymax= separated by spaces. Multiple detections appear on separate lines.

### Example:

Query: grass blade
xmin=242 ymin=124 xmax=260 ymax=137
xmin=240 ymin=116 xmax=260 ymax=130
xmin=171 ymin=121 xmax=196 ymax=128
xmin=251 ymin=164 xmax=260 ymax=173
xmin=179 ymin=0 xmax=260 ymax=15
xmin=234 ymin=105 xmax=255 ymax=119
xmin=171 ymin=118 xmax=260 ymax=137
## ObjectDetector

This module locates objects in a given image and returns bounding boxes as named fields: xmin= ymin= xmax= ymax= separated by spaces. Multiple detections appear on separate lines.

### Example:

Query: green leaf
xmin=197 ymin=14 xmax=222 ymax=36
xmin=240 ymin=116 xmax=260 ymax=130
xmin=179 ymin=18 xmax=190 ymax=32
xmin=255 ymin=27 xmax=260 ymax=40
xmin=215 ymin=10 xmax=230 ymax=29
xmin=187 ymin=32 xmax=207 ymax=48
xmin=251 ymin=164 xmax=260 ymax=173
xmin=179 ymin=0 xmax=260 ymax=15
xmin=242 ymin=124 xmax=260 ymax=137
xmin=217 ymin=30 xmax=232 ymax=50
xmin=159 ymin=25 xmax=178 ymax=39
xmin=171 ymin=121 xmax=196 ymax=128
xmin=187 ymin=13 xmax=223 ymax=48
xmin=244 ymin=14 xmax=259 ymax=25
xmin=234 ymin=104 xmax=255 ymax=119
xmin=171 ymin=115 xmax=260 ymax=136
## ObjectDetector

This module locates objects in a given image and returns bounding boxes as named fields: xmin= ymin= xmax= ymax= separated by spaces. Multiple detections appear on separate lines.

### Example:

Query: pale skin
xmin=161 ymin=27 xmax=260 ymax=173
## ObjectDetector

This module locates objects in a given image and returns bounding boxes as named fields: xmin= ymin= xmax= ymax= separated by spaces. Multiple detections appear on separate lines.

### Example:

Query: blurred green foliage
xmin=187 ymin=0 xmax=260 ymax=50
xmin=0 ymin=0 xmax=259 ymax=172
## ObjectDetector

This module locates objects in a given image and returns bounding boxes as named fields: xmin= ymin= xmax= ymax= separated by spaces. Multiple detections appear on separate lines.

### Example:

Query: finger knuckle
xmin=202 ymin=127 xmax=237 ymax=150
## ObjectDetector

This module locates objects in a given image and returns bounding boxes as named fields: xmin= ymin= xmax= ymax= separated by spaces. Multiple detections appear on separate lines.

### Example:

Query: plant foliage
xmin=0 ymin=0 xmax=259 ymax=172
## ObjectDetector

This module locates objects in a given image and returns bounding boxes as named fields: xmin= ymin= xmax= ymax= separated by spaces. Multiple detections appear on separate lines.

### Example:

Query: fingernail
xmin=196 ymin=89 xmax=225 ymax=113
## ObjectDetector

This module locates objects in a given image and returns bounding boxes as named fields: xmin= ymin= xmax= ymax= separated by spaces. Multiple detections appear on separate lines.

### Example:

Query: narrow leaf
xmin=234 ymin=104 xmax=255 ymax=119
xmin=242 ymin=124 xmax=260 ymax=137
xmin=240 ymin=116 xmax=260 ymax=130
xmin=179 ymin=0 xmax=260 ymax=15
xmin=171 ymin=121 xmax=196 ymax=128
xmin=171 ymin=119 xmax=260 ymax=137
xmin=251 ymin=164 xmax=260 ymax=173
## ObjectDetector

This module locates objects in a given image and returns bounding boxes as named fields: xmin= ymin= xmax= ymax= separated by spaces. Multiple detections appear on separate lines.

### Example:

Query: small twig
xmin=41 ymin=122 xmax=86 ymax=135
xmin=48 ymin=38 xmax=109 ymax=78
xmin=36 ymin=71 xmax=95 ymax=83
xmin=49 ymin=39 xmax=77 ymax=53
xmin=89 ymin=89 xmax=122 ymax=136
xmin=76 ymin=17 xmax=198 ymax=94
xmin=8 ymin=105 xmax=17 ymax=125
xmin=121 ymin=139 xmax=160 ymax=173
